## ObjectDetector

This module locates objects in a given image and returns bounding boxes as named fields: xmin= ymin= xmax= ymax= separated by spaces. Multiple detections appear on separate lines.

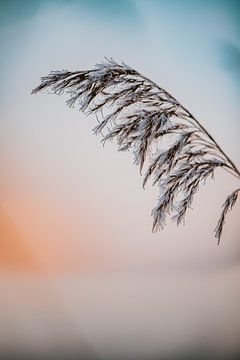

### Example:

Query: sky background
xmin=0 ymin=1 xmax=240 ymax=359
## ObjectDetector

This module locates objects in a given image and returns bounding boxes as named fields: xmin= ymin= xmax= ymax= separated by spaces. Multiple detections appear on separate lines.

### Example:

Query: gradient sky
xmin=0 ymin=1 xmax=240 ymax=358
xmin=1 ymin=0 xmax=239 ymax=273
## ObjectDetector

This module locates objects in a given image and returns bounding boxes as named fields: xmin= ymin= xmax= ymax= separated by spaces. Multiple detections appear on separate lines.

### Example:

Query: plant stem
xmin=139 ymin=72 xmax=240 ymax=181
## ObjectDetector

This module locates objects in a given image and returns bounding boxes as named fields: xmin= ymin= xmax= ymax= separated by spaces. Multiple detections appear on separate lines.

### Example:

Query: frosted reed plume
xmin=32 ymin=58 xmax=240 ymax=244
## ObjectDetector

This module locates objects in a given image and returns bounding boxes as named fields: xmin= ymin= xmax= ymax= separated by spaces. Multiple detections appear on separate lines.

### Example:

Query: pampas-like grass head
xmin=32 ymin=58 xmax=240 ymax=244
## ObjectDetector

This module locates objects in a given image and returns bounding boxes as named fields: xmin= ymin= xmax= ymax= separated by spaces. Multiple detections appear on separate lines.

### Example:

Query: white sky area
xmin=0 ymin=1 xmax=240 ymax=358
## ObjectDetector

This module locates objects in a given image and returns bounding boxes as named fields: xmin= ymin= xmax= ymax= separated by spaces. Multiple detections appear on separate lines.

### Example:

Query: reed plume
xmin=32 ymin=58 xmax=240 ymax=243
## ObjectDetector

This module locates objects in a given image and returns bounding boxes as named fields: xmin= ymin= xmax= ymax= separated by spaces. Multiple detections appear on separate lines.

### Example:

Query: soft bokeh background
xmin=0 ymin=0 xmax=240 ymax=359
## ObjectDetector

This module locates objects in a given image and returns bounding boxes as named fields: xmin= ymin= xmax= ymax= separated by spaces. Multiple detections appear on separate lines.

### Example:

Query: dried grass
xmin=32 ymin=58 xmax=240 ymax=243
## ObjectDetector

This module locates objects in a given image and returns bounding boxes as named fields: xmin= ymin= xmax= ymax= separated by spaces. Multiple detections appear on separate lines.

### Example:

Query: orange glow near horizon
xmin=0 ymin=206 xmax=40 ymax=272
xmin=0 ymin=194 xmax=106 ymax=274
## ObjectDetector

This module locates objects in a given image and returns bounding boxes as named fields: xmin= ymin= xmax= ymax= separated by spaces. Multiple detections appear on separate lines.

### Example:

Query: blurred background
xmin=0 ymin=0 xmax=240 ymax=359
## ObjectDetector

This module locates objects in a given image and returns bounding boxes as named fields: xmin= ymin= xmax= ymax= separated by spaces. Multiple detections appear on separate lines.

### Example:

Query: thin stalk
xmin=140 ymin=73 xmax=240 ymax=180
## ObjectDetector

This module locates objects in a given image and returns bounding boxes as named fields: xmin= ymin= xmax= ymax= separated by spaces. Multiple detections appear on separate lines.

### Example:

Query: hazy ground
xmin=1 ymin=267 xmax=240 ymax=360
